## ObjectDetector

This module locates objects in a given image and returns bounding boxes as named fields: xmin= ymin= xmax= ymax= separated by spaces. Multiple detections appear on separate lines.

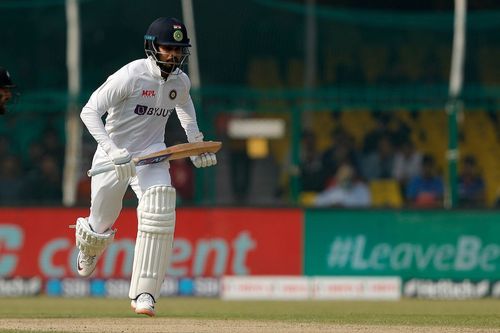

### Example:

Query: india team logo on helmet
xmin=173 ymin=30 xmax=183 ymax=42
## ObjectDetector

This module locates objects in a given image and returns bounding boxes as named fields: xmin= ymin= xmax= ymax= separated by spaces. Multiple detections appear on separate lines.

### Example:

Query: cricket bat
xmin=87 ymin=141 xmax=222 ymax=177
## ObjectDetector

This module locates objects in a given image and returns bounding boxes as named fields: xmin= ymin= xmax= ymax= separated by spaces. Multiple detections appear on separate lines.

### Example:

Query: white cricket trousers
xmin=88 ymin=143 xmax=172 ymax=233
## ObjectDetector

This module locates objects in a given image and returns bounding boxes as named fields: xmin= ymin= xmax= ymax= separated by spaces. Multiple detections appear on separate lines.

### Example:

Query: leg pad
xmin=129 ymin=186 xmax=176 ymax=300
xmin=75 ymin=217 xmax=115 ymax=256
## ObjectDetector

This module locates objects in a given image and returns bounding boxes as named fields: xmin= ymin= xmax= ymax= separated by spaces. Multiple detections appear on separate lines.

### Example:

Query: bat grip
xmin=87 ymin=163 xmax=115 ymax=177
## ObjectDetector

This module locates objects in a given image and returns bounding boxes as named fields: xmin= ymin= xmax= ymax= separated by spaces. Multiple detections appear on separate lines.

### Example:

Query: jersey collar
xmin=146 ymin=56 xmax=164 ymax=79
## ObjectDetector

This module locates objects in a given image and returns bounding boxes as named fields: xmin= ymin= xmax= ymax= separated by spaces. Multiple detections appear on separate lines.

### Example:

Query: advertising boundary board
xmin=0 ymin=208 xmax=302 ymax=279
xmin=304 ymin=210 xmax=500 ymax=280
xmin=4 ymin=208 xmax=500 ymax=283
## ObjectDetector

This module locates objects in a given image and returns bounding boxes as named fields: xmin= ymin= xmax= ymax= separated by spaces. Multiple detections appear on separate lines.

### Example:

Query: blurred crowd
xmin=300 ymin=112 xmax=486 ymax=209
xmin=0 ymin=126 xmax=64 ymax=205
xmin=0 ymin=110 xmax=491 ymax=209
xmin=0 ymin=109 xmax=493 ymax=209
xmin=1 ymin=2 xmax=497 ymax=208
xmin=0 ymin=120 xmax=196 ymax=207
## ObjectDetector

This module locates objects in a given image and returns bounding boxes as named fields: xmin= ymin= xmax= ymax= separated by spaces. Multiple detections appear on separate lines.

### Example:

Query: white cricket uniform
xmin=81 ymin=57 xmax=201 ymax=233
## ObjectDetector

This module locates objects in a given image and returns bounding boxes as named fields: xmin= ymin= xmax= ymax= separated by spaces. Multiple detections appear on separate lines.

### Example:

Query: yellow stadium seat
xmin=339 ymin=110 xmax=375 ymax=148
xmin=369 ymin=180 xmax=404 ymax=208
xmin=299 ymin=191 xmax=318 ymax=207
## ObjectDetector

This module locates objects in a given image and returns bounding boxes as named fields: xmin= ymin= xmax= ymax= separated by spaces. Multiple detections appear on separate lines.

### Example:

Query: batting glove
xmin=110 ymin=148 xmax=136 ymax=180
xmin=190 ymin=152 xmax=217 ymax=168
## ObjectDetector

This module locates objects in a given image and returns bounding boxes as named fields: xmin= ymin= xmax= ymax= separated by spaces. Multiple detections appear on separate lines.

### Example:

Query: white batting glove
xmin=109 ymin=148 xmax=136 ymax=181
xmin=190 ymin=152 xmax=217 ymax=168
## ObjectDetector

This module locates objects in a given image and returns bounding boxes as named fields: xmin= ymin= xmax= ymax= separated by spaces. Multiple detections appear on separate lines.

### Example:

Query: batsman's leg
xmin=74 ymin=217 xmax=115 ymax=277
xmin=75 ymin=158 xmax=129 ymax=277
xmin=129 ymin=185 xmax=176 ymax=317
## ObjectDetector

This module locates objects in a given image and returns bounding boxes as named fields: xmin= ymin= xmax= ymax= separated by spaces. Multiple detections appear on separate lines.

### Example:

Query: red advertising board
xmin=0 ymin=208 xmax=302 ymax=279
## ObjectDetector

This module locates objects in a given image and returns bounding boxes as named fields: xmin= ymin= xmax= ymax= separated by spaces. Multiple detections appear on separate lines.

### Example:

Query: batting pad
xmin=129 ymin=185 xmax=176 ymax=300
xmin=75 ymin=217 xmax=116 ymax=256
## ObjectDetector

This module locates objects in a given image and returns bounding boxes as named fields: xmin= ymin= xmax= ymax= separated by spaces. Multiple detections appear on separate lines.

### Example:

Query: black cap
xmin=145 ymin=17 xmax=191 ymax=47
xmin=0 ymin=67 xmax=15 ymax=88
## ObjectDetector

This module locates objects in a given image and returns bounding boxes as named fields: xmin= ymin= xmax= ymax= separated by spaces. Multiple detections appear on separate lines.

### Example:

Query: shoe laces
xmin=137 ymin=293 xmax=154 ymax=307
xmin=80 ymin=253 xmax=96 ymax=265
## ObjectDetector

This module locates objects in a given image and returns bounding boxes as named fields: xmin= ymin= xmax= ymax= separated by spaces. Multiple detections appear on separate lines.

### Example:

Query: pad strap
xmin=75 ymin=217 xmax=115 ymax=257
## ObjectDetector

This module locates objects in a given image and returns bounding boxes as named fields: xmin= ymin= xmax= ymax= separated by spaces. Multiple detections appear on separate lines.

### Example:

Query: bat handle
xmin=87 ymin=163 xmax=115 ymax=177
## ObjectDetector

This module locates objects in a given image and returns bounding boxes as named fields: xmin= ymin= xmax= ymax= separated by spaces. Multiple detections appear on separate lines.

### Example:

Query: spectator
xmin=320 ymin=127 xmax=360 ymax=186
xmin=299 ymin=130 xmax=324 ymax=192
xmin=458 ymin=155 xmax=485 ymax=208
xmin=0 ymin=67 xmax=17 ymax=115
xmin=41 ymin=127 xmax=64 ymax=167
xmin=406 ymin=154 xmax=444 ymax=208
xmin=0 ymin=155 xmax=24 ymax=204
xmin=361 ymin=135 xmax=395 ymax=181
xmin=362 ymin=112 xmax=390 ymax=154
xmin=24 ymin=155 xmax=62 ymax=204
xmin=314 ymin=161 xmax=371 ymax=208
xmin=363 ymin=112 xmax=410 ymax=154
xmin=24 ymin=141 xmax=45 ymax=171
xmin=387 ymin=117 xmax=411 ymax=147
xmin=392 ymin=140 xmax=422 ymax=196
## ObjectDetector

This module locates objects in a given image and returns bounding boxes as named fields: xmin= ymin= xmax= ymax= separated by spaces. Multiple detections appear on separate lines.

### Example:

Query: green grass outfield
xmin=0 ymin=297 xmax=500 ymax=328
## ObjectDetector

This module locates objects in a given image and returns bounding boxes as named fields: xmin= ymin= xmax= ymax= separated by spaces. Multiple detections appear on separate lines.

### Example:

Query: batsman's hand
xmin=110 ymin=148 xmax=136 ymax=180
xmin=190 ymin=152 xmax=217 ymax=168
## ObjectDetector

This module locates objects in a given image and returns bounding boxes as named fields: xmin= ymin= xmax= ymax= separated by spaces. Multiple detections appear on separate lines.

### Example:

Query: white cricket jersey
xmin=81 ymin=57 xmax=202 ymax=156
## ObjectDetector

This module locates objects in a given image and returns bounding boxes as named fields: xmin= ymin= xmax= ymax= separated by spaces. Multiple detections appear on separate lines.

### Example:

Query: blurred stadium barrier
xmin=1 ymin=207 xmax=500 ymax=300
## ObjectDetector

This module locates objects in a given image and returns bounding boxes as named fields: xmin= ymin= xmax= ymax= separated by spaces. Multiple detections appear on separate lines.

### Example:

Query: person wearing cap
xmin=74 ymin=17 xmax=217 ymax=316
xmin=0 ymin=67 xmax=17 ymax=115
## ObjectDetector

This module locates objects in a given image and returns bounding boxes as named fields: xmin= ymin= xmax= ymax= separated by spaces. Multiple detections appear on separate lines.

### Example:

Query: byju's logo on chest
xmin=134 ymin=105 xmax=148 ymax=115
xmin=134 ymin=104 xmax=174 ymax=117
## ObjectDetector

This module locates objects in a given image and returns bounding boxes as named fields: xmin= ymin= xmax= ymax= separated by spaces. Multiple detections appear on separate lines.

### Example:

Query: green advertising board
xmin=305 ymin=210 xmax=500 ymax=280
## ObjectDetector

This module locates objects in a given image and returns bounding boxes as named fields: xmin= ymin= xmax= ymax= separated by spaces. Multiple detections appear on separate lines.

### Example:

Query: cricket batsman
xmin=0 ymin=67 xmax=17 ymax=115
xmin=74 ymin=17 xmax=217 ymax=316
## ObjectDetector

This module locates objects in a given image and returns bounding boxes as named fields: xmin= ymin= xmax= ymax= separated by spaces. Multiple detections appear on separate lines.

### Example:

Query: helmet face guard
xmin=144 ymin=18 xmax=191 ymax=76
xmin=144 ymin=38 xmax=190 ymax=75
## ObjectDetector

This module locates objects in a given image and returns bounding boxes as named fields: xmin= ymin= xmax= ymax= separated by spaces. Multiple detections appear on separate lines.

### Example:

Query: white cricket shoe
xmin=76 ymin=252 xmax=97 ymax=277
xmin=131 ymin=293 xmax=155 ymax=317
